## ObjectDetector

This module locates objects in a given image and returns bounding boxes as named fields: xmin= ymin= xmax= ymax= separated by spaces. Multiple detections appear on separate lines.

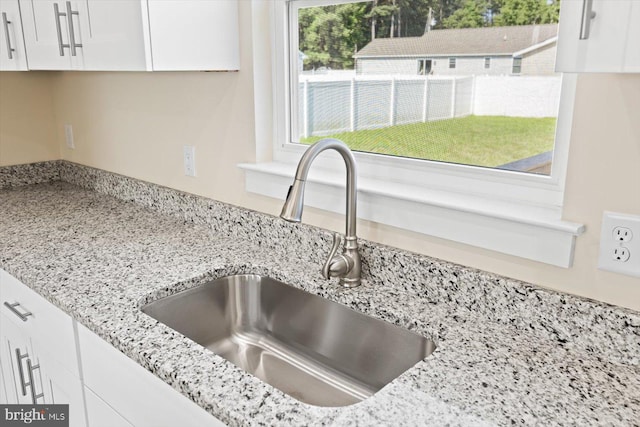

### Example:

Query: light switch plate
xmin=598 ymin=211 xmax=640 ymax=278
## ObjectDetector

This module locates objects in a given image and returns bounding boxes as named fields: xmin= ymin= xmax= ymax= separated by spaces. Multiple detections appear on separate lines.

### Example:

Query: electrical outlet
xmin=64 ymin=124 xmax=75 ymax=149
xmin=613 ymin=226 xmax=633 ymax=242
xmin=613 ymin=247 xmax=630 ymax=262
xmin=598 ymin=211 xmax=640 ymax=278
xmin=183 ymin=145 xmax=196 ymax=177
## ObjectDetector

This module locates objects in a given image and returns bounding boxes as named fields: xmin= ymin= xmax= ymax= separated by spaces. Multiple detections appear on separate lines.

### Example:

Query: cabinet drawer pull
xmin=579 ymin=0 xmax=597 ymax=40
xmin=15 ymin=348 xmax=29 ymax=396
xmin=65 ymin=1 xmax=82 ymax=56
xmin=3 ymin=301 xmax=32 ymax=321
xmin=2 ymin=12 xmax=15 ymax=60
xmin=53 ymin=3 xmax=70 ymax=56
xmin=26 ymin=358 xmax=45 ymax=404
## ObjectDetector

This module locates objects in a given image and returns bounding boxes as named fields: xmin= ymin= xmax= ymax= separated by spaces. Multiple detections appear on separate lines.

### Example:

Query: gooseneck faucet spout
xmin=280 ymin=139 xmax=361 ymax=288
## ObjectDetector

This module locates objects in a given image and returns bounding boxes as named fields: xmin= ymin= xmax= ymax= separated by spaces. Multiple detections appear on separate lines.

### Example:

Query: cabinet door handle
xmin=53 ymin=3 xmax=69 ymax=56
xmin=15 ymin=348 xmax=29 ymax=396
xmin=65 ymin=1 xmax=82 ymax=56
xmin=2 ymin=12 xmax=15 ymax=60
xmin=3 ymin=301 xmax=32 ymax=322
xmin=26 ymin=358 xmax=44 ymax=404
xmin=579 ymin=0 xmax=597 ymax=40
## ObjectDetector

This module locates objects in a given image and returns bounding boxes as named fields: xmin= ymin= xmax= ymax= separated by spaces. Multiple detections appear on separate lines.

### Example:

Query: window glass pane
xmin=294 ymin=0 xmax=562 ymax=176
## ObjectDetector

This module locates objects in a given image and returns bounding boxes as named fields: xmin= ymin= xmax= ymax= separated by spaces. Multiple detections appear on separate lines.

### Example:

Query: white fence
xmin=473 ymin=76 xmax=561 ymax=117
xmin=298 ymin=74 xmax=561 ymax=138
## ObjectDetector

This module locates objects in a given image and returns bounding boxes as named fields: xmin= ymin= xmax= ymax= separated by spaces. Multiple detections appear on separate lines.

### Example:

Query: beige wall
xmin=2 ymin=2 xmax=639 ymax=310
xmin=0 ymin=72 xmax=58 ymax=166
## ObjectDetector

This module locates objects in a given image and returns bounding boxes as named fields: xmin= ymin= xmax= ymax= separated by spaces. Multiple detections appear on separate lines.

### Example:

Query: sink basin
xmin=141 ymin=274 xmax=436 ymax=407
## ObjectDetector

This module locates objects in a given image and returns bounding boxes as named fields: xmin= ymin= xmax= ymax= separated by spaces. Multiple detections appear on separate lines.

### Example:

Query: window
xmin=512 ymin=57 xmax=522 ymax=74
xmin=417 ymin=59 xmax=432 ymax=75
xmin=242 ymin=0 xmax=583 ymax=267
xmin=291 ymin=1 xmax=560 ymax=175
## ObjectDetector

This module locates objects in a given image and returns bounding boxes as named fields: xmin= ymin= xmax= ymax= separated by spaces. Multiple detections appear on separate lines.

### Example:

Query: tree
xmin=494 ymin=0 xmax=560 ymax=26
xmin=298 ymin=4 xmax=370 ymax=70
xmin=366 ymin=1 xmax=399 ymax=38
xmin=441 ymin=0 xmax=488 ymax=28
xmin=297 ymin=0 xmax=560 ymax=71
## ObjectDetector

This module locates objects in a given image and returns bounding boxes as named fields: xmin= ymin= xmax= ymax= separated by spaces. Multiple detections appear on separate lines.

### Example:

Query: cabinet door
xmin=85 ymin=386 xmax=133 ymax=427
xmin=147 ymin=0 xmax=239 ymax=71
xmin=623 ymin=1 xmax=640 ymax=72
xmin=35 ymin=346 xmax=87 ymax=427
xmin=0 ymin=0 xmax=28 ymax=70
xmin=77 ymin=0 xmax=147 ymax=71
xmin=0 ymin=312 xmax=86 ymax=426
xmin=555 ymin=0 xmax=632 ymax=72
xmin=18 ymin=0 xmax=83 ymax=69
xmin=0 ymin=313 xmax=35 ymax=404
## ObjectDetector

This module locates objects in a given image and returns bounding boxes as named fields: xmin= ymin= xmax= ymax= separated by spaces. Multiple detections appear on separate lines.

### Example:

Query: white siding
xmin=431 ymin=56 xmax=513 ymax=75
xmin=357 ymin=56 xmax=514 ymax=76
xmin=521 ymin=44 xmax=558 ymax=75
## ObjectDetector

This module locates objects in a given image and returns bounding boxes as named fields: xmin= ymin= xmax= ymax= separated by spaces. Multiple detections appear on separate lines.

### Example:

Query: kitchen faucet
xmin=280 ymin=139 xmax=361 ymax=288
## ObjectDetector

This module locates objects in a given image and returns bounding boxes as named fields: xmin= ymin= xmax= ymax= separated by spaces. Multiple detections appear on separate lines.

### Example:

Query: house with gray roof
xmin=354 ymin=24 xmax=558 ymax=76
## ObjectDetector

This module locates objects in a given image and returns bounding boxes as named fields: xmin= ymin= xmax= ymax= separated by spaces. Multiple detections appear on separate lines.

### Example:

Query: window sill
xmin=238 ymin=161 xmax=585 ymax=268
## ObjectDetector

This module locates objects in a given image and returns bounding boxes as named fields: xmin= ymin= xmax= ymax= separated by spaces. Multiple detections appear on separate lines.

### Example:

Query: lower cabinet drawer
xmin=77 ymin=323 xmax=226 ymax=427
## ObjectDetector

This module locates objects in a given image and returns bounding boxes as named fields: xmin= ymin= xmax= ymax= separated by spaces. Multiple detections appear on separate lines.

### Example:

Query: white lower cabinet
xmin=0 ymin=268 xmax=226 ymax=427
xmin=0 ymin=271 xmax=86 ymax=427
xmin=84 ymin=386 xmax=133 ymax=427
xmin=78 ymin=323 xmax=225 ymax=427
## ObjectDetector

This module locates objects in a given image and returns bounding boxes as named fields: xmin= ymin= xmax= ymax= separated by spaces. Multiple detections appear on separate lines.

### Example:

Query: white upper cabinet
xmin=556 ymin=0 xmax=640 ymax=73
xmin=0 ymin=0 xmax=28 ymax=70
xmin=19 ymin=0 xmax=146 ymax=71
xmin=147 ymin=0 xmax=239 ymax=71
xmin=77 ymin=0 xmax=147 ymax=71
xmin=14 ymin=0 xmax=239 ymax=71
xmin=624 ymin=2 xmax=640 ymax=71
xmin=19 ymin=0 xmax=81 ymax=70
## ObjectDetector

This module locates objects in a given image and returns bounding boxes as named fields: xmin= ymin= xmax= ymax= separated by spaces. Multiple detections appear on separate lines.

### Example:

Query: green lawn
xmin=301 ymin=115 xmax=556 ymax=167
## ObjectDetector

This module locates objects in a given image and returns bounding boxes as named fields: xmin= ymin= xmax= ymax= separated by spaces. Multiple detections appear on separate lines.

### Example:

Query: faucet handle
xmin=322 ymin=233 xmax=343 ymax=279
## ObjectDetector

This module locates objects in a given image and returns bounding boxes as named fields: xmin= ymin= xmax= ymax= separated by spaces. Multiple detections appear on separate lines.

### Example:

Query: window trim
xmin=449 ymin=57 xmax=457 ymax=68
xmin=484 ymin=57 xmax=491 ymax=69
xmin=240 ymin=0 xmax=585 ymax=267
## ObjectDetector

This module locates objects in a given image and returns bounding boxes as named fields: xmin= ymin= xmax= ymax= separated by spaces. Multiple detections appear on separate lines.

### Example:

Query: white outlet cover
xmin=183 ymin=145 xmax=196 ymax=177
xmin=598 ymin=211 xmax=640 ymax=278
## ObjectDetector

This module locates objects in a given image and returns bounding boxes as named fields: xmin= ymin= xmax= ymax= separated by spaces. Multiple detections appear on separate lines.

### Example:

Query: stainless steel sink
xmin=141 ymin=274 xmax=436 ymax=407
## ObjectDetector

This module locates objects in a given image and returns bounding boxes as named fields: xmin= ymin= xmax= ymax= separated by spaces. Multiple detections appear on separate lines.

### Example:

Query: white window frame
xmin=512 ymin=56 xmax=522 ymax=74
xmin=240 ymin=0 xmax=585 ymax=267
xmin=449 ymin=57 xmax=457 ymax=68
xmin=484 ymin=57 xmax=491 ymax=69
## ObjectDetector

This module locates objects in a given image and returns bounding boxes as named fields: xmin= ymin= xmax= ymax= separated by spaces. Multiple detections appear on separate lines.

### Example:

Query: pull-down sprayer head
xmin=280 ymin=179 xmax=306 ymax=222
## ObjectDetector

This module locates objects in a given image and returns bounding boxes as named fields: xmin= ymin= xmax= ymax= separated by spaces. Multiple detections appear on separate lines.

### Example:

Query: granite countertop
xmin=1 ymin=162 xmax=639 ymax=426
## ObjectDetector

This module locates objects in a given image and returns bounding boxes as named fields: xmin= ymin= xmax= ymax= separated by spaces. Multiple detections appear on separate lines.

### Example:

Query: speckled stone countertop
xmin=1 ymin=162 xmax=639 ymax=426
